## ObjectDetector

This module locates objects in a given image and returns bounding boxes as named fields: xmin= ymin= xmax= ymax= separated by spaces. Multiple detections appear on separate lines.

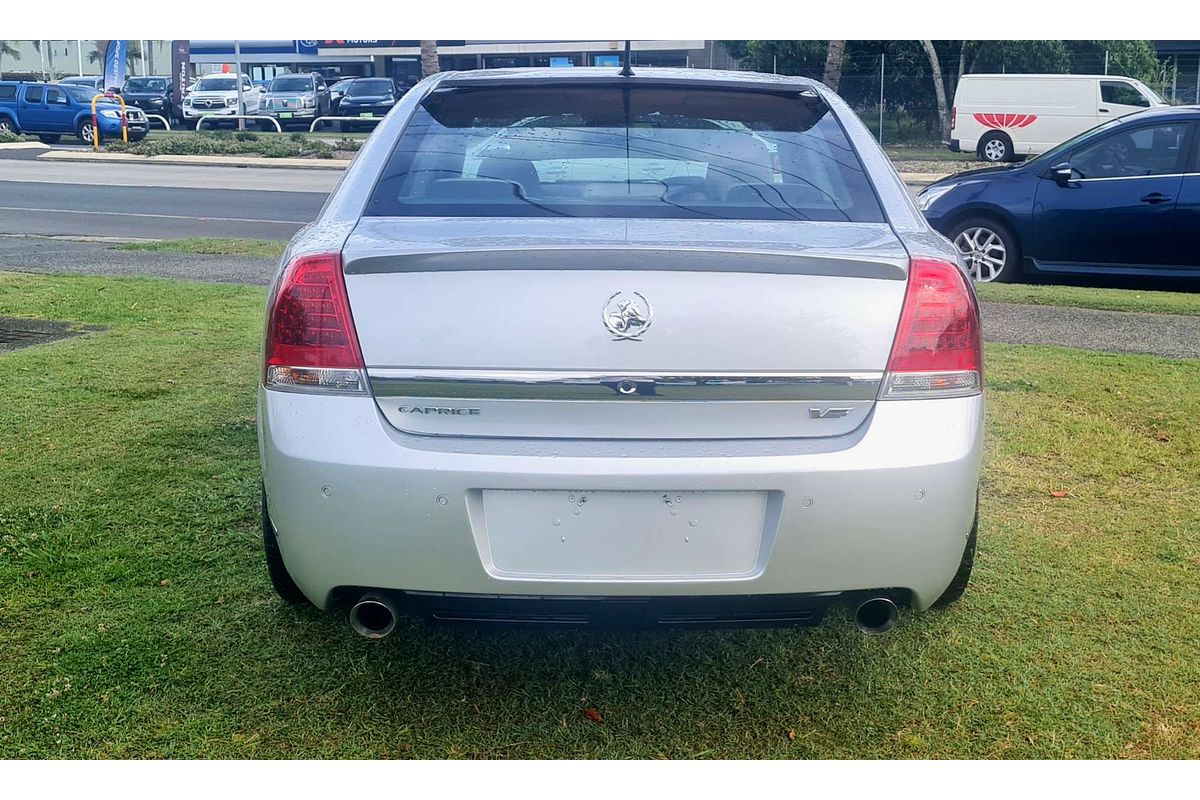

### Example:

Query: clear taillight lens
xmin=264 ymin=252 xmax=366 ymax=394
xmin=882 ymin=257 xmax=982 ymax=400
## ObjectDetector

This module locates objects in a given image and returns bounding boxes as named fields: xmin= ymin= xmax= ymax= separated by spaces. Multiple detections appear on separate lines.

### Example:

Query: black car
xmin=336 ymin=78 xmax=403 ymax=126
xmin=120 ymin=76 xmax=175 ymax=124
xmin=918 ymin=105 xmax=1200 ymax=282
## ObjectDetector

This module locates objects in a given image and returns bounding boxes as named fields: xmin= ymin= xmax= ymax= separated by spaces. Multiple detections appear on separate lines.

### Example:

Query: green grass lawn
xmin=2 ymin=271 xmax=1198 ymax=758
xmin=115 ymin=237 xmax=286 ymax=260
xmin=977 ymin=282 xmax=1200 ymax=317
xmin=884 ymin=146 xmax=978 ymax=162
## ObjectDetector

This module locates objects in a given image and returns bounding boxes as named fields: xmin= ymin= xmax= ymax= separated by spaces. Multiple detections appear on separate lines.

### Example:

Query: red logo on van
xmin=973 ymin=113 xmax=1037 ymax=129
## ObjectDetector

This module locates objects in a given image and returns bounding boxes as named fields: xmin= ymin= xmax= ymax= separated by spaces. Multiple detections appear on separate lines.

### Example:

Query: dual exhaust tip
xmin=854 ymin=597 xmax=899 ymax=635
xmin=349 ymin=594 xmax=398 ymax=639
xmin=349 ymin=594 xmax=899 ymax=638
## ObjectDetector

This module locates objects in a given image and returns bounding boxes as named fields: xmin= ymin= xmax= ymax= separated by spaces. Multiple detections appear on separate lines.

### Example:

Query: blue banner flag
xmin=102 ymin=40 xmax=128 ymax=92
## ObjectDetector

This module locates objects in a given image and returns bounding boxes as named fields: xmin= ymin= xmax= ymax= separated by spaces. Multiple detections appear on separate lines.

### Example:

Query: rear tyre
xmin=0 ymin=117 xmax=14 ymax=135
xmin=949 ymin=215 xmax=1021 ymax=283
xmin=37 ymin=134 xmax=61 ymax=144
xmin=262 ymin=487 xmax=310 ymax=605
xmin=978 ymin=131 xmax=1014 ymax=163
xmin=933 ymin=508 xmax=978 ymax=608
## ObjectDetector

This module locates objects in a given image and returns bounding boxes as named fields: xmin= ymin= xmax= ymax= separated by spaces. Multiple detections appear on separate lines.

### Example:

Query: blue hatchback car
xmin=918 ymin=106 xmax=1200 ymax=282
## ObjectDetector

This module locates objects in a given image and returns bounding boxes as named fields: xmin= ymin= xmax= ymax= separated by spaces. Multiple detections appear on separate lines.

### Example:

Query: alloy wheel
xmin=954 ymin=226 xmax=1007 ymax=282
xmin=982 ymin=138 xmax=1007 ymax=162
xmin=79 ymin=123 xmax=94 ymax=143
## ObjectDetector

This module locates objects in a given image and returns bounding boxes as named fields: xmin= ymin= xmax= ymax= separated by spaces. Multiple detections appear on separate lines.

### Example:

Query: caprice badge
xmin=602 ymin=291 xmax=653 ymax=340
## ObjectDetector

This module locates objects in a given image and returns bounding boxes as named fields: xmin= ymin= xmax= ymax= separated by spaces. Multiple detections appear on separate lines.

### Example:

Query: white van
xmin=949 ymin=74 xmax=1168 ymax=162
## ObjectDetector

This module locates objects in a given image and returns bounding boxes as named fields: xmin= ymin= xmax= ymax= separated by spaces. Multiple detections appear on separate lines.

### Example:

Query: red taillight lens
xmin=264 ymin=252 xmax=365 ymax=392
xmin=883 ymin=257 xmax=982 ymax=399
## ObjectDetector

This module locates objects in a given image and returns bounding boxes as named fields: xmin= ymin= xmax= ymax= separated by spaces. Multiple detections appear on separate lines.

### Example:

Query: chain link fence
xmin=787 ymin=50 xmax=1200 ymax=149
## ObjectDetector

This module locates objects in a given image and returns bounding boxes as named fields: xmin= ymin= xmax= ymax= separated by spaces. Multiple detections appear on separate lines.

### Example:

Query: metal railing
xmin=144 ymin=114 xmax=171 ymax=131
xmin=309 ymin=115 xmax=384 ymax=133
xmin=195 ymin=115 xmax=281 ymax=133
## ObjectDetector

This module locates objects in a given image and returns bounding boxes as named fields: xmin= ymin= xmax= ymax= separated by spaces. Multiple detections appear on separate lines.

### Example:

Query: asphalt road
xmin=0 ymin=157 xmax=333 ymax=240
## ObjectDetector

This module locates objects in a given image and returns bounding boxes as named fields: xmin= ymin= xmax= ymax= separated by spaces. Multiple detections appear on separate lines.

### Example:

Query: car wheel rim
xmin=80 ymin=124 xmax=93 ymax=142
xmin=983 ymin=139 xmax=1005 ymax=161
xmin=954 ymin=227 xmax=1007 ymax=282
xmin=0 ymin=120 xmax=11 ymax=133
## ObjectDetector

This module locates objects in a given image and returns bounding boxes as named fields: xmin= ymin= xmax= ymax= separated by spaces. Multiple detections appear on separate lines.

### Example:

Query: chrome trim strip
xmin=367 ymin=369 xmax=883 ymax=401
xmin=344 ymin=248 xmax=908 ymax=280
xmin=1073 ymin=173 xmax=1187 ymax=183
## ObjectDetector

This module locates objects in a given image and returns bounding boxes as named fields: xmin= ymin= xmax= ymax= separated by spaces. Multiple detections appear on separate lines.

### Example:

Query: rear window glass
xmin=0 ymin=84 xmax=15 ymax=100
xmin=365 ymin=84 xmax=884 ymax=222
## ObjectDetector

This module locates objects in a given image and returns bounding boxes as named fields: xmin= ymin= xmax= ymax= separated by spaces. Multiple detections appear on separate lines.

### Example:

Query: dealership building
xmin=187 ymin=40 xmax=738 ymax=84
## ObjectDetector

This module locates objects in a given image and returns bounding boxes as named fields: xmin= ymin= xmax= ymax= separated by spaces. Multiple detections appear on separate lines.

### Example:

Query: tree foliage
xmin=720 ymin=40 xmax=1168 ymax=141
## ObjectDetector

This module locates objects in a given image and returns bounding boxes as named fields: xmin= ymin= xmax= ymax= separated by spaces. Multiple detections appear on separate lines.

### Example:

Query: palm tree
xmin=31 ymin=39 xmax=48 ymax=80
xmin=419 ymin=40 xmax=439 ymax=79
xmin=0 ymin=41 xmax=20 ymax=80
xmin=41 ymin=40 xmax=57 ymax=80
xmin=822 ymin=40 xmax=847 ymax=92
xmin=920 ymin=40 xmax=950 ymax=140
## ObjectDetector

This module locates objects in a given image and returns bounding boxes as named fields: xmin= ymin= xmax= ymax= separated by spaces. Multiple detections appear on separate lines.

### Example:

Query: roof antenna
xmin=619 ymin=40 xmax=634 ymax=77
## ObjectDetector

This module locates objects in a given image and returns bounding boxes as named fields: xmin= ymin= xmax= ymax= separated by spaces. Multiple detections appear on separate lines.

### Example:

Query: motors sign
xmin=314 ymin=40 xmax=465 ymax=49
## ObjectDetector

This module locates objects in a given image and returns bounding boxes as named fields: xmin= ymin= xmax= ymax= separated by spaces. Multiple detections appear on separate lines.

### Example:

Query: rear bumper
xmin=338 ymin=588 xmax=911 ymax=629
xmin=259 ymin=390 xmax=984 ymax=612
xmin=947 ymin=139 xmax=962 ymax=153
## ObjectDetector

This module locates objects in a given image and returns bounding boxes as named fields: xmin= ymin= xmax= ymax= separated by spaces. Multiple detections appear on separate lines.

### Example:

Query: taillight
xmin=264 ymin=252 xmax=366 ymax=393
xmin=882 ymin=257 xmax=982 ymax=399
xmin=950 ymin=106 xmax=957 ymax=131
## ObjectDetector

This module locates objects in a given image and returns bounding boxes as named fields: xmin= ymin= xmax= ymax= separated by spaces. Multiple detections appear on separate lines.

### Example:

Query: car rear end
xmin=258 ymin=69 xmax=983 ymax=633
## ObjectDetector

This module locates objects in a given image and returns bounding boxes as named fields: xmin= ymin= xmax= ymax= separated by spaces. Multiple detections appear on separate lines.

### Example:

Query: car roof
xmin=962 ymin=74 xmax=1151 ymax=80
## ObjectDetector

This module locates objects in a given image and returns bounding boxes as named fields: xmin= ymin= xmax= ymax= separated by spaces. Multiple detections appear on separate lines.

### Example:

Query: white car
xmin=950 ymin=73 xmax=1168 ymax=162
xmin=259 ymin=68 xmax=984 ymax=637
xmin=181 ymin=73 xmax=263 ymax=121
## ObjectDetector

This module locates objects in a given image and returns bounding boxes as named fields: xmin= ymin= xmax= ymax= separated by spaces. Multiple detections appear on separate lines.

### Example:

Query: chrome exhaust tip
xmin=349 ymin=595 xmax=398 ymax=639
xmin=854 ymin=597 xmax=899 ymax=635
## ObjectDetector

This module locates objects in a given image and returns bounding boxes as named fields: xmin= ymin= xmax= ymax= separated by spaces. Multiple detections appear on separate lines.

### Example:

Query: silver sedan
xmin=258 ymin=67 xmax=984 ymax=637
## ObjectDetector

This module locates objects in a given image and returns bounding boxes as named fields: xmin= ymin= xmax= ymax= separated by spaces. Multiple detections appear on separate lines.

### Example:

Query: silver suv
xmin=258 ymin=68 xmax=984 ymax=637
xmin=262 ymin=73 xmax=331 ymax=127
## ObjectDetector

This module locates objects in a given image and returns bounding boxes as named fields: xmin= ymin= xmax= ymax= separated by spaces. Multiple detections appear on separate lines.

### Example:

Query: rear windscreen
xmin=364 ymin=84 xmax=884 ymax=222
